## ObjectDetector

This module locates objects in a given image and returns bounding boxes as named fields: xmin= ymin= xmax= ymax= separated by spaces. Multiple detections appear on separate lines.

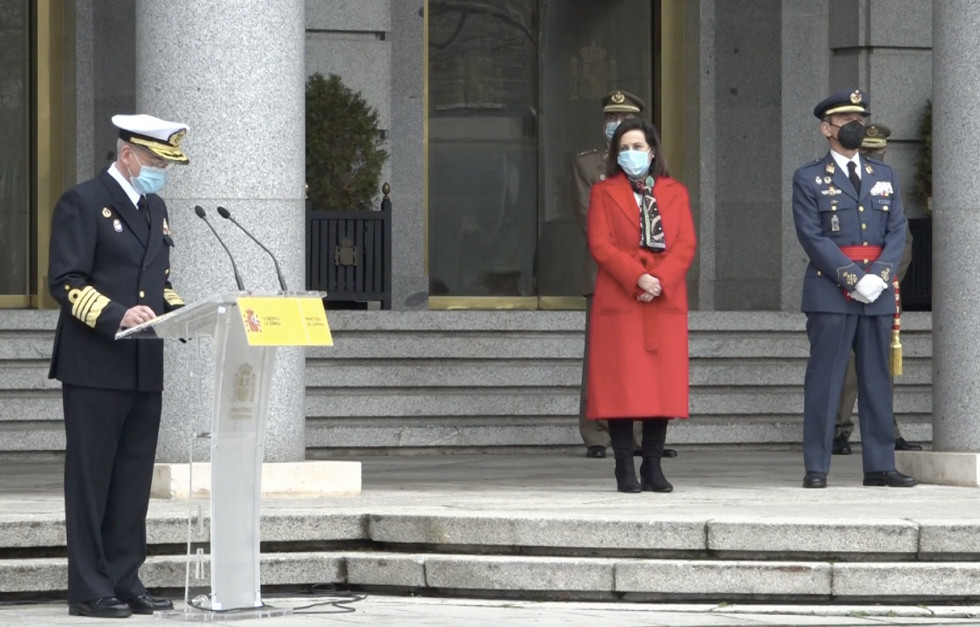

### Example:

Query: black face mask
xmin=835 ymin=120 xmax=866 ymax=150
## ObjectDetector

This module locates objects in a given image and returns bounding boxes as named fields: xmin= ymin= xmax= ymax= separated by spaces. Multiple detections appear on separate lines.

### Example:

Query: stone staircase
xmin=0 ymin=310 xmax=933 ymax=459
xmin=2 ymin=451 xmax=977 ymax=603
xmin=305 ymin=310 xmax=933 ymax=456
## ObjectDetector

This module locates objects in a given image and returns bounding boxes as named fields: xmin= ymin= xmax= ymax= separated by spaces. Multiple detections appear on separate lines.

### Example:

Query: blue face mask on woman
xmin=129 ymin=151 xmax=168 ymax=195
xmin=617 ymin=149 xmax=652 ymax=179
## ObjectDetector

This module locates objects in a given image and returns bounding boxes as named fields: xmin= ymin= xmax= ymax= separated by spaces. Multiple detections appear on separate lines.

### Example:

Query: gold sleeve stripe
xmin=73 ymin=287 xmax=102 ymax=326
xmin=71 ymin=287 xmax=98 ymax=319
xmin=70 ymin=285 xmax=111 ymax=328
xmin=164 ymin=288 xmax=185 ymax=306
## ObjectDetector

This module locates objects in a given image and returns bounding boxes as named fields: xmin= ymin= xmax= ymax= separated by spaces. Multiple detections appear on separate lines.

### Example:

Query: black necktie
xmin=137 ymin=197 xmax=149 ymax=225
xmin=848 ymin=161 xmax=861 ymax=195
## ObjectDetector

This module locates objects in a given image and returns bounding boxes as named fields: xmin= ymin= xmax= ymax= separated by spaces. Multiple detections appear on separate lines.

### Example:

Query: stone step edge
xmin=2 ymin=511 xmax=971 ymax=556
xmin=3 ymin=552 xmax=978 ymax=600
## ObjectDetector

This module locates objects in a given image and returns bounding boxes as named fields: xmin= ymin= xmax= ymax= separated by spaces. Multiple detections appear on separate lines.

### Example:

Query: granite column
xmin=135 ymin=0 xmax=307 ymax=462
xmin=901 ymin=0 xmax=980 ymax=485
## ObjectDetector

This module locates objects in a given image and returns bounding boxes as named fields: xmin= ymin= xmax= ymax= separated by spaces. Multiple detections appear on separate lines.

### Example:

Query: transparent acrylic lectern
xmin=118 ymin=291 xmax=330 ymax=619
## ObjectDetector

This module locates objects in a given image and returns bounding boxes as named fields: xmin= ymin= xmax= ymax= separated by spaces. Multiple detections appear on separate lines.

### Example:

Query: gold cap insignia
xmin=611 ymin=91 xmax=625 ymax=104
xmin=850 ymin=90 xmax=863 ymax=104
xmin=102 ymin=207 xmax=112 ymax=218
xmin=168 ymin=129 xmax=186 ymax=147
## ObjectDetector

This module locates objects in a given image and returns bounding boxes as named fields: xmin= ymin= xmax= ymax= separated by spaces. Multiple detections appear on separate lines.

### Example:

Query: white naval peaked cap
xmin=112 ymin=113 xmax=190 ymax=164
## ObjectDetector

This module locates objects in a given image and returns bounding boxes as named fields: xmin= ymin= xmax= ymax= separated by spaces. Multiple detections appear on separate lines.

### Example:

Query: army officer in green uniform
xmin=832 ymin=123 xmax=921 ymax=455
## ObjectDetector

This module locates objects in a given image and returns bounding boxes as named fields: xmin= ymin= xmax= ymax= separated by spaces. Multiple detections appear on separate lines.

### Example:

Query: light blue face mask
xmin=604 ymin=121 xmax=620 ymax=142
xmin=129 ymin=152 xmax=168 ymax=195
xmin=617 ymin=149 xmax=652 ymax=179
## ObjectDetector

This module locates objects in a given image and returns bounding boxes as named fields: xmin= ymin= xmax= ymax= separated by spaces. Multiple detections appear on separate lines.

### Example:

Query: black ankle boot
xmin=639 ymin=419 xmax=672 ymax=492
xmin=615 ymin=457 xmax=641 ymax=493
xmin=639 ymin=457 xmax=673 ymax=492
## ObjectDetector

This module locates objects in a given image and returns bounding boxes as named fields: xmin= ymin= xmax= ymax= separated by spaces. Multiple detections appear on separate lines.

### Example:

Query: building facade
xmin=1 ymin=1 xmax=955 ymax=461
xmin=0 ymin=0 xmax=935 ymax=314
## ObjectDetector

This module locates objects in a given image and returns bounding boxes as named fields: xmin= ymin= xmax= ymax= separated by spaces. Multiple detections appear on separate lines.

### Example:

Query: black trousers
xmin=62 ymin=384 xmax=162 ymax=603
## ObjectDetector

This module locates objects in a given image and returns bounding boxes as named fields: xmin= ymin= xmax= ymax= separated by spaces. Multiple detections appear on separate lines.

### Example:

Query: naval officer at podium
xmin=48 ymin=113 xmax=189 ymax=618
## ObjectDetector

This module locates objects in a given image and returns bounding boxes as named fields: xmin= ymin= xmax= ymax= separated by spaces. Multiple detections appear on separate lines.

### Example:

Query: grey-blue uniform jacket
xmin=792 ymin=153 xmax=906 ymax=315
xmin=48 ymin=169 xmax=184 ymax=392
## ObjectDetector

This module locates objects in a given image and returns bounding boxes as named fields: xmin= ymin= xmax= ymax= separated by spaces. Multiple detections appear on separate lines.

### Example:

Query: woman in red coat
xmin=586 ymin=116 xmax=697 ymax=493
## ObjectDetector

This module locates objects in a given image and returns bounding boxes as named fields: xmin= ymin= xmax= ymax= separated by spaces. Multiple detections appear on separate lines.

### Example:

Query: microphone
xmin=216 ymin=206 xmax=288 ymax=292
xmin=194 ymin=205 xmax=246 ymax=291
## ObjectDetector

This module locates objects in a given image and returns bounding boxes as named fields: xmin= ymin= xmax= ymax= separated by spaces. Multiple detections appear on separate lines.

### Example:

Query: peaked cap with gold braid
xmin=112 ymin=114 xmax=190 ymax=164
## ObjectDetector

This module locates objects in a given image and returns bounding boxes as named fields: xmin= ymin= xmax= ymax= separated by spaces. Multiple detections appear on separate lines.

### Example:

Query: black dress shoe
xmin=895 ymin=438 xmax=923 ymax=451
xmin=863 ymin=470 xmax=918 ymax=487
xmin=662 ymin=448 xmax=678 ymax=458
xmin=585 ymin=445 xmax=606 ymax=458
xmin=124 ymin=592 xmax=174 ymax=615
xmin=68 ymin=596 xmax=132 ymax=618
xmin=803 ymin=471 xmax=827 ymax=488
xmin=832 ymin=435 xmax=851 ymax=455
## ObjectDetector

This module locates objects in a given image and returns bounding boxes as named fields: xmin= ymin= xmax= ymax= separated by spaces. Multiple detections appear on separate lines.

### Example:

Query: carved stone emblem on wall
xmin=570 ymin=41 xmax=616 ymax=101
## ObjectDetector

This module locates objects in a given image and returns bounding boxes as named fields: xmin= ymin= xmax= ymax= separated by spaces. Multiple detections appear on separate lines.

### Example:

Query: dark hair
xmin=605 ymin=116 xmax=670 ymax=179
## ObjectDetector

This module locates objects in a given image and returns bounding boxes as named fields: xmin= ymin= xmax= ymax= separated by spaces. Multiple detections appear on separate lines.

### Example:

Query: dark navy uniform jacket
xmin=792 ymin=152 xmax=907 ymax=316
xmin=48 ymin=169 xmax=183 ymax=392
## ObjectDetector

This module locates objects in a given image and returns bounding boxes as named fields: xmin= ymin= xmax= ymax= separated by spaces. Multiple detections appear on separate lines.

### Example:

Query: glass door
xmin=0 ymin=0 xmax=31 ymax=306
xmin=536 ymin=1 xmax=653 ymax=306
xmin=428 ymin=0 xmax=540 ymax=306
xmin=427 ymin=0 xmax=654 ymax=308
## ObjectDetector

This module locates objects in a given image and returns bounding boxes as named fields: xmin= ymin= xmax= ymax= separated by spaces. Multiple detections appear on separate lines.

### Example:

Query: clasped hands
xmin=850 ymin=274 xmax=889 ymax=304
xmin=636 ymin=273 xmax=661 ymax=303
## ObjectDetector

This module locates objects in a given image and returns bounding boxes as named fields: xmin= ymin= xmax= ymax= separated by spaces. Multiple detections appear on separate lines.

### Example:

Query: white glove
xmin=850 ymin=290 xmax=872 ymax=304
xmin=853 ymin=274 xmax=888 ymax=303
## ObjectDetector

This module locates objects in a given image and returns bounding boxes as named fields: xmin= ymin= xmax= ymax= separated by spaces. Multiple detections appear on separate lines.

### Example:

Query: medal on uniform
xmin=830 ymin=214 xmax=840 ymax=232
xmin=823 ymin=176 xmax=832 ymax=184
xmin=825 ymin=163 xmax=835 ymax=174
xmin=113 ymin=218 xmax=123 ymax=233
xmin=865 ymin=164 xmax=873 ymax=174
xmin=102 ymin=207 xmax=112 ymax=218
xmin=815 ymin=176 xmax=822 ymax=184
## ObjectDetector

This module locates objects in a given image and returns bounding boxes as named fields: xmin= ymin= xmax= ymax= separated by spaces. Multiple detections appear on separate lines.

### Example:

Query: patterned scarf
xmin=629 ymin=175 xmax=666 ymax=252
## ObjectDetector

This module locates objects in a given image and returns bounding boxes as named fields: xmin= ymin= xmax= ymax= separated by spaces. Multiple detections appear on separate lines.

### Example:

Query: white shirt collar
xmin=107 ymin=163 xmax=142 ymax=208
xmin=829 ymin=149 xmax=861 ymax=178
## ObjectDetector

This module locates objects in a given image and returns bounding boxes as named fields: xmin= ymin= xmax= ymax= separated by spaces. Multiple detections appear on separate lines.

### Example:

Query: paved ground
xmin=3 ymin=596 xmax=980 ymax=625
xmin=5 ymin=447 xmax=977 ymax=524
xmin=3 ymin=446 xmax=980 ymax=624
